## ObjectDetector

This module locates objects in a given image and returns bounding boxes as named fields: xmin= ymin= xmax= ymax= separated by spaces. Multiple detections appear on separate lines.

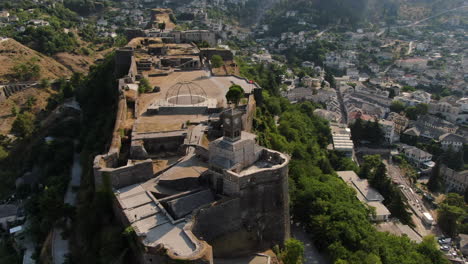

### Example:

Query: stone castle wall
xmin=193 ymin=150 xmax=290 ymax=255
xmin=95 ymin=159 xmax=154 ymax=189
xmin=192 ymin=198 xmax=242 ymax=242
xmin=94 ymin=50 xmax=147 ymax=189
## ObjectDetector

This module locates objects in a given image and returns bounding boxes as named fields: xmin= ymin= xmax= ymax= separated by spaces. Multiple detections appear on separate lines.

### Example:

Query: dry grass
xmin=149 ymin=8 xmax=176 ymax=31
xmin=53 ymin=52 xmax=95 ymax=74
xmin=0 ymin=87 xmax=56 ymax=134
xmin=0 ymin=39 xmax=72 ymax=82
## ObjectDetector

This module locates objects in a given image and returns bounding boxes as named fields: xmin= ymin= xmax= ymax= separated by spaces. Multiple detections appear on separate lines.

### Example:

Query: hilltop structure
xmin=93 ymin=32 xmax=290 ymax=263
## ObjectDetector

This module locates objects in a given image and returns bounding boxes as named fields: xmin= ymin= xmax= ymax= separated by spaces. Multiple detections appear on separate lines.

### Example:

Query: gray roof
xmin=405 ymin=147 xmax=432 ymax=159
xmin=0 ymin=204 xmax=18 ymax=218
xmin=404 ymin=127 xmax=420 ymax=137
xmin=439 ymin=133 xmax=466 ymax=143
xmin=337 ymin=171 xmax=384 ymax=202
xmin=416 ymin=115 xmax=458 ymax=130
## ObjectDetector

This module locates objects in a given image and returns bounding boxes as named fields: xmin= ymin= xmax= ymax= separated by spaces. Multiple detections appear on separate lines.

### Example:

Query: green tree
xmin=11 ymin=112 xmax=35 ymax=138
xmin=405 ymin=104 xmax=428 ymax=120
xmin=401 ymin=85 xmax=416 ymax=92
xmin=138 ymin=78 xmax=151 ymax=93
xmin=11 ymin=105 xmax=17 ymax=116
xmin=464 ymin=187 xmax=468 ymax=204
xmin=281 ymin=238 xmax=304 ymax=264
xmin=427 ymin=162 xmax=443 ymax=193
xmin=441 ymin=148 xmax=464 ymax=171
xmin=40 ymin=78 xmax=51 ymax=89
xmin=417 ymin=236 xmax=447 ymax=264
xmin=438 ymin=203 xmax=464 ymax=237
xmin=211 ymin=55 xmax=224 ymax=68
xmin=158 ymin=22 xmax=166 ymax=32
xmin=225 ymin=84 xmax=244 ymax=105
xmin=11 ymin=61 xmax=41 ymax=81
xmin=390 ymin=100 xmax=405 ymax=113
xmin=349 ymin=118 xmax=364 ymax=143
xmin=438 ymin=193 xmax=467 ymax=237
xmin=0 ymin=146 xmax=7 ymax=161
xmin=324 ymin=70 xmax=336 ymax=88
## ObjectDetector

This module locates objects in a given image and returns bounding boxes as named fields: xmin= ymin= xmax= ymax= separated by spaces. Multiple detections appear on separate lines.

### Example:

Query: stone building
xmin=109 ymin=109 xmax=290 ymax=263
xmin=441 ymin=165 xmax=468 ymax=193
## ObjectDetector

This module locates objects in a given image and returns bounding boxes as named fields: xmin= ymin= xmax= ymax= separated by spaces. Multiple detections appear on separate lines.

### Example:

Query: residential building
xmin=330 ymin=123 xmax=354 ymax=158
xmin=396 ymin=58 xmax=428 ymax=70
xmin=429 ymin=97 xmax=468 ymax=124
xmin=439 ymin=133 xmax=466 ymax=151
xmin=337 ymin=171 xmax=391 ymax=222
xmin=379 ymin=119 xmax=397 ymax=144
xmin=0 ymin=10 xmax=9 ymax=22
xmin=386 ymin=112 xmax=409 ymax=134
xmin=441 ymin=164 xmax=468 ymax=193
xmin=398 ymin=144 xmax=434 ymax=170
xmin=459 ymin=234 xmax=468 ymax=257
xmin=282 ymin=87 xmax=313 ymax=102
xmin=394 ymin=90 xmax=431 ymax=106
xmin=313 ymin=109 xmax=341 ymax=123
xmin=0 ymin=204 xmax=19 ymax=230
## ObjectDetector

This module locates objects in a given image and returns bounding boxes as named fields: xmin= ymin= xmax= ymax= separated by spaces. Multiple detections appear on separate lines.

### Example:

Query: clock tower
xmin=222 ymin=108 xmax=242 ymax=142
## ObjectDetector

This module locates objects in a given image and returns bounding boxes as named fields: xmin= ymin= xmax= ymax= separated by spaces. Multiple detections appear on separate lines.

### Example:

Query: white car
xmin=440 ymin=245 xmax=450 ymax=251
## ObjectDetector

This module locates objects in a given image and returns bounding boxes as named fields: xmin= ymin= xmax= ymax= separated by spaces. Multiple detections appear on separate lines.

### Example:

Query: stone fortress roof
xmin=94 ymin=29 xmax=290 ymax=263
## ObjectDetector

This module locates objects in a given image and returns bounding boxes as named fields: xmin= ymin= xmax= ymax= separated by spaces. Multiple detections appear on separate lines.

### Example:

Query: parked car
xmin=439 ymin=238 xmax=452 ymax=245
xmin=440 ymin=245 xmax=450 ymax=251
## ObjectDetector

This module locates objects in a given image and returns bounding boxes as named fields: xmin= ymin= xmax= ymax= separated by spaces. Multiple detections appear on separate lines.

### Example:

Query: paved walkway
xmin=52 ymin=150 xmax=81 ymax=264
xmin=291 ymin=222 xmax=329 ymax=264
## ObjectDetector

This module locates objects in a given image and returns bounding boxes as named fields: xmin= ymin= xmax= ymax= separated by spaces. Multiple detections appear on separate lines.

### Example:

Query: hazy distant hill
xmin=258 ymin=0 xmax=466 ymax=35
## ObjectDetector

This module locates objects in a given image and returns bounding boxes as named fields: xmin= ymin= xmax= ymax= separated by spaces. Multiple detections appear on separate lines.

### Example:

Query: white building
xmin=394 ymin=90 xmax=431 ymax=106
xmin=330 ymin=123 xmax=354 ymax=158
xmin=429 ymin=97 xmax=468 ymax=124
xmin=399 ymin=144 xmax=433 ymax=169
xmin=379 ymin=119 xmax=397 ymax=144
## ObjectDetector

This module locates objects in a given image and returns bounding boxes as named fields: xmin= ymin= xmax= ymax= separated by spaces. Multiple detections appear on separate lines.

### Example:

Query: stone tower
xmin=202 ymin=108 xmax=291 ymax=253
xmin=222 ymin=108 xmax=243 ymax=141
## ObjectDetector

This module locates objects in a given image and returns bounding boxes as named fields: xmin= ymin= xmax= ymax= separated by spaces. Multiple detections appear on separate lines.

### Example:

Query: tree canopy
xmin=239 ymin=60 xmax=446 ymax=263
xmin=211 ymin=54 xmax=224 ymax=68
xmin=225 ymin=84 xmax=245 ymax=105
xmin=138 ymin=78 xmax=152 ymax=93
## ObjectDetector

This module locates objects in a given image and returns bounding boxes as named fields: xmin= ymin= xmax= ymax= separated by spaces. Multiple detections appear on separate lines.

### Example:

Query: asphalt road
xmin=384 ymin=160 xmax=439 ymax=237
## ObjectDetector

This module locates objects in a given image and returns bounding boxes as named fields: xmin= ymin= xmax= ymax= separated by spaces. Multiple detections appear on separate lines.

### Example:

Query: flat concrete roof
xmin=159 ymin=151 xmax=208 ymax=181
xmin=144 ymin=222 xmax=196 ymax=256
xmin=337 ymin=171 xmax=391 ymax=218
xmin=134 ymin=114 xmax=208 ymax=133
xmin=115 ymin=184 xmax=200 ymax=257
xmin=368 ymin=201 xmax=391 ymax=216
xmin=337 ymin=171 xmax=384 ymax=202
xmin=146 ymin=70 xmax=257 ymax=111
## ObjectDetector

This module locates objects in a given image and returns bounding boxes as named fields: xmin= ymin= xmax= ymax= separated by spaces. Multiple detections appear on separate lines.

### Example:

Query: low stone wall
xmin=95 ymin=159 xmax=154 ymax=189
xmin=200 ymin=49 xmax=234 ymax=61
xmin=0 ymin=82 xmax=37 ymax=102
